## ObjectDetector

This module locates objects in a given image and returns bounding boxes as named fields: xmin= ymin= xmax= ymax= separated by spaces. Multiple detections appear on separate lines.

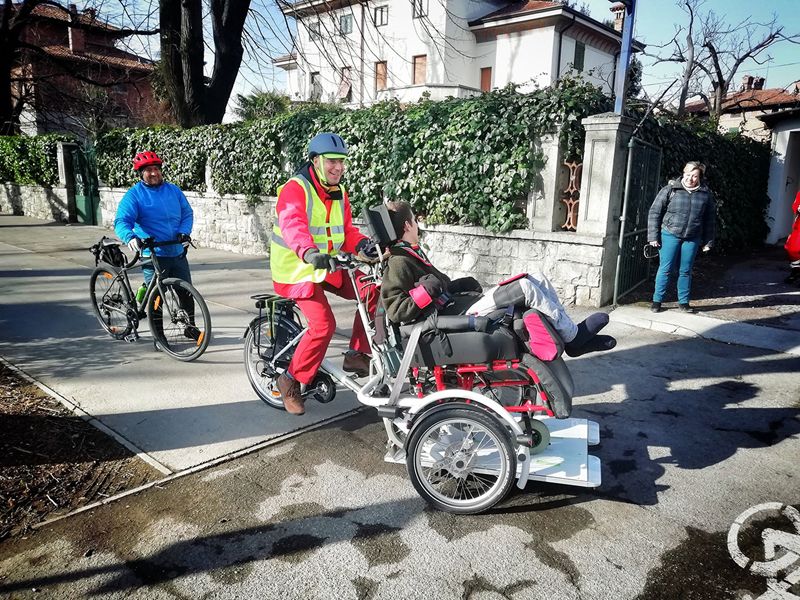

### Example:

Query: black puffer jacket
xmin=647 ymin=180 xmax=715 ymax=247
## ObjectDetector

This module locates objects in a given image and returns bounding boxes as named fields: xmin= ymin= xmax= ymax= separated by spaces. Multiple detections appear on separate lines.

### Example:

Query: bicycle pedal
xmin=124 ymin=333 xmax=140 ymax=343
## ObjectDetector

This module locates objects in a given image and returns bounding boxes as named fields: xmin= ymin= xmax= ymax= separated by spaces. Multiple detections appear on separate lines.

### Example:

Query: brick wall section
xmin=2 ymin=185 xmax=607 ymax=307
xmin=0 ymin=183 xmax=70 ymax=222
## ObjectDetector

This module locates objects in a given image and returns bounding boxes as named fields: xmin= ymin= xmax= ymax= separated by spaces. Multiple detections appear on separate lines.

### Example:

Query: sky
xmin=578 ymin=0 xmax=800 ymax=99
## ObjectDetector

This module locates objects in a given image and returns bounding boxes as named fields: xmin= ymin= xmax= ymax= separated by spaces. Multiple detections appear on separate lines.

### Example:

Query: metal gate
xmin=71 ymin=146 xmax=101 ymax=225
xmin=613 ymin=137 xmax=662 ymax=304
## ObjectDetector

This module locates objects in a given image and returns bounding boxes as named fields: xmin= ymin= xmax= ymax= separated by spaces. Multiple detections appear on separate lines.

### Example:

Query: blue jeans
xmin=142 ymin=255 xmax=194 ymax=325
xmin=653 ymin=230 xmax=701 ymax=304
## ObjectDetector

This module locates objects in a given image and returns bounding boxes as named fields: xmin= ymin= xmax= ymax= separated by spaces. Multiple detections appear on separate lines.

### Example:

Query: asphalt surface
xmin=1 ymin=215 xmax=799 ymax=599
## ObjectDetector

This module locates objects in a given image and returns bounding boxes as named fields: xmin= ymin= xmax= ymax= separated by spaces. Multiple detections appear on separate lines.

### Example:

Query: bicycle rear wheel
xmin=147 ymin=278 xmax=211 ymax=361
xmin=89 ymin=266 xmax=133 ymax=340
xmin=244 ymin=318 xmax=284 ymax=409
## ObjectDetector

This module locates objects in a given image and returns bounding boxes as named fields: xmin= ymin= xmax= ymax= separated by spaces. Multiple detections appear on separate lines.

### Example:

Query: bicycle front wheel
xmin=147 ymin=278 xmax=211 ymax=361
xmin=89 ymin=266 xmax=133 ymax=340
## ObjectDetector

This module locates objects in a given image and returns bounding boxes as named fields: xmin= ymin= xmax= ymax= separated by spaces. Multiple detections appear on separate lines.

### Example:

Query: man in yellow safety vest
xmin=270 ymin=133 xmax=378 ymax=415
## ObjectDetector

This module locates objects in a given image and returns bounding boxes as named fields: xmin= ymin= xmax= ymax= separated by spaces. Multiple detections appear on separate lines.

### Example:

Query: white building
xmin=273 ymin=0 xmax=632 ymax=106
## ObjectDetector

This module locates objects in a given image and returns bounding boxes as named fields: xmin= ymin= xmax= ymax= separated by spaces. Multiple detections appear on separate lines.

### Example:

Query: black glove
xmin=450 ymin=277 xmax=482 ymax=294
xmin=303 ymin=248 xmax=337 ymax=272
xmin=355 ymin=238 xmax=379 ymax=261
xmin=178 ymin=233 xmax=192 ymax=246
xmin=415 ymin=274 xmax=444 ymax=299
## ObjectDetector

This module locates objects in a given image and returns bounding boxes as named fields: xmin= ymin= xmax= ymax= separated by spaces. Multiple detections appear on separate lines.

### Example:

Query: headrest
xmin=361 ymin=204 xmax=399 ymax=247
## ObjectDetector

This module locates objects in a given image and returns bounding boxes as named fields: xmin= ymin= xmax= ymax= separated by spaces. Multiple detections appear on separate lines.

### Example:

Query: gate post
xmin=57 ymin=141 xmax=79 ymax=223
xmin=528 ymin=126 xmax=568 ymax=231
xmin=577 ymin=113 xmax=635 ymax=304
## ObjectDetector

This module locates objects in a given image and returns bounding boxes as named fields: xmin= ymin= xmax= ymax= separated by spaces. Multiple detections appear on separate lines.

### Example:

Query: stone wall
xmin=420 ymin=224 xmax=606 ymax=306
xmin=0 ymin=183 xmax=71 ymax=222
xmin=97 ymin=188 xmax=277 ymax=255
xmin=2 ymin=185 xmax=611 ymax=307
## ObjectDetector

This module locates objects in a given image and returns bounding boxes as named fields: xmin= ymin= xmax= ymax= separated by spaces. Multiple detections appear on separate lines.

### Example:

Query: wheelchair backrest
xmin=362 ymin=204 xmax=399 ymax=248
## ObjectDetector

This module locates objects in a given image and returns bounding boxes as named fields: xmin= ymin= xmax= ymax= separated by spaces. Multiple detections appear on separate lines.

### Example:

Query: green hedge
xmin=638 ymin=116 xmax=771 ymax=252
xmin=0 ymin=134 xmax=74 ymax=186
xmin=93 ymin=79 xmax=610 ymax=232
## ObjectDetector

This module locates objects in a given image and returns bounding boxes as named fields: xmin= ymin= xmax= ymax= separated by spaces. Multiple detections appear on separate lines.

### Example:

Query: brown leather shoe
xmin=343 ymin=351 xmax=371 ymax=377
xmin=277 ymin=373 xmax=304 ymax=415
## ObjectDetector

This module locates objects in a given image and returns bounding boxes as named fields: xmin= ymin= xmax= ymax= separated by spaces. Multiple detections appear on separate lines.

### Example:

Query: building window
xmin=340 ymin=14 xmax=353 ymax=35
xmin=310 ymin=72 xmax=322 ymax=101
xmin=375 ymin=61 xmax=387 ymax=91
xmin=337 ymin=67 xmax=352 ymax=101
xmin=309 ymin=21 xmax=321 ymax=40
xmin=374 ymin=5 xmax=388 ymax=27
xmin=412 ymin=0 xmax=427 ymax=19
xmin=413 ymin=55 xmax=426 ymax=85
xmin=574 ymin=40 xmax=585 ymax=72
xmin=480 ymin=67 xmax=492 ymax=92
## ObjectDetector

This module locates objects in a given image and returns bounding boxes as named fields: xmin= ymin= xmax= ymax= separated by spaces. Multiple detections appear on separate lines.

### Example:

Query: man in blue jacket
xmin=114 ymin=151 xmax=194 ymax=286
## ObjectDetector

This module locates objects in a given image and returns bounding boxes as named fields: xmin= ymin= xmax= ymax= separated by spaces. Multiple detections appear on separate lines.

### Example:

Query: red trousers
xmin=289 ymin=270 xmax=377 ymax=384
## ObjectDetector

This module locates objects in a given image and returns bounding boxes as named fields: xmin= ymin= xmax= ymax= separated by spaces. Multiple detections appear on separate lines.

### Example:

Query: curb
xmin=610 ymin=306 xmax=800 ymax=356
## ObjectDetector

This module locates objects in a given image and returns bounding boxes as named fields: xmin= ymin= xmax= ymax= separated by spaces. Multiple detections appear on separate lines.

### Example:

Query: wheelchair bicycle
xmin=243 ymin=205 xmax=601 ymax=514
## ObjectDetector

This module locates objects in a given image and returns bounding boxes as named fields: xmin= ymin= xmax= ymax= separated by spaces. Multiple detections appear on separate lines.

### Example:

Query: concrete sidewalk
xmin=0 ymin=215 xmax=368 ymax=474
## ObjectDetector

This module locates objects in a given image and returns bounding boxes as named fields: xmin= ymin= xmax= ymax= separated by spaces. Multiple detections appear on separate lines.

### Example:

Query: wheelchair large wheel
xmin=406 ymin=406 xmax=516 ymax=514
xmin=244 ymin=318 xmax=284 ymax=410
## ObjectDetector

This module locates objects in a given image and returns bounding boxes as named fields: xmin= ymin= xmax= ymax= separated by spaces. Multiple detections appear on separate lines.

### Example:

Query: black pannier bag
xmin=90 ymin=236 xmax=126 ymax=268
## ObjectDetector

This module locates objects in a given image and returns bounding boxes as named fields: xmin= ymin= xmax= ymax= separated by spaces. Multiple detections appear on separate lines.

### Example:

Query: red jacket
xmin=273 ymin=163 xmax=367 ymax=298
xmin=786 ymin=191 xmax=800 ymax=262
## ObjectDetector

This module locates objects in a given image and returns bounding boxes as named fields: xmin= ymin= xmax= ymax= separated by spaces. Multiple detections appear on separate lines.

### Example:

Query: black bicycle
xmin=89 ymin=237 xmax=211 ymax=362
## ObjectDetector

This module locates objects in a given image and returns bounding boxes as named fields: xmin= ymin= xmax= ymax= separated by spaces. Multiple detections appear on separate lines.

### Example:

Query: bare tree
xmin=643 ymin=0 xmax=800 ymax=119
xmin=699 ymin=12 xmax=799 ymax=119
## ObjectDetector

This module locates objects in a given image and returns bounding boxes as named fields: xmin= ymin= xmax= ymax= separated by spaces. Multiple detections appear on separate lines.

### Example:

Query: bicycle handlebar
xmin=124 ymin=237 xmax=190 ymax=269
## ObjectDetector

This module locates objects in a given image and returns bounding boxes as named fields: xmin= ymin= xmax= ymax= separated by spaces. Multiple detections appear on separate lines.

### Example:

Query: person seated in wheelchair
xmin=381 ymin=201 xmax=616 ymax=358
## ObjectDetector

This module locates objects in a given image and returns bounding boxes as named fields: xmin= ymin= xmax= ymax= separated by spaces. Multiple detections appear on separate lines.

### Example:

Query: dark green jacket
xmin=381 ymin=243 xmax=481 ymax=324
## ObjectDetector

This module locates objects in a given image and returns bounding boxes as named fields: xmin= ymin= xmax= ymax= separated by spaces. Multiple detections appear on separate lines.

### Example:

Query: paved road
xmin=1 ymin=215 xmax=799 ymax=599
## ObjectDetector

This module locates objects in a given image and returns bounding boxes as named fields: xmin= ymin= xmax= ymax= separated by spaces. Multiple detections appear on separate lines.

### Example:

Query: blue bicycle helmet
xmin=308 ymin=133 xmax=349 ymax=159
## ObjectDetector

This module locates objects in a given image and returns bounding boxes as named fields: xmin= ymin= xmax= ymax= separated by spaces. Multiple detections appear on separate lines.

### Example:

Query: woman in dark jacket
xmin=647 ymin=161 xmax=715 ymax=313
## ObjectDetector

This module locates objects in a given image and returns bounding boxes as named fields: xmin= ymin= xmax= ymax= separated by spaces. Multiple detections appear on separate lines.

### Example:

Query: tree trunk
xmin=159 ymin=0 xmax=251 ymax=127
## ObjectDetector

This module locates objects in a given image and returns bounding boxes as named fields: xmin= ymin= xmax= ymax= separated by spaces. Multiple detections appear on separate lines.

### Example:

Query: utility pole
xmin=611 ymin=0 xmax=636 ymax=114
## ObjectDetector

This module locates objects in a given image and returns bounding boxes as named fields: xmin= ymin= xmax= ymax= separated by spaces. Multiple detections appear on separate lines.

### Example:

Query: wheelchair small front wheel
xmin=529 ymin=418 xmax=551 ymax=455
xmin=406 ymin=406 xmax=515 ymax=514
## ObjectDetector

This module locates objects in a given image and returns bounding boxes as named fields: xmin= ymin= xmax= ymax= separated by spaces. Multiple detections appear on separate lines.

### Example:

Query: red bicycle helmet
xmin=133 ymin=151 xmax=162 ymax=171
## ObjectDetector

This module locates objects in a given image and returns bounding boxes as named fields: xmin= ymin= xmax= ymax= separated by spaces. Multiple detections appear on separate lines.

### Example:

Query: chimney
xmin=609 ymin=4 xmax=625 ymax=32
xmin=753 ymin=77 xmax=765 ymax=91
xmin=68 ymin=4 xmax=77 ymax=16
xmin=741 ymin=75 xmax=753 ymax=91
xmin=82 ymin=7 xmax=97 ymax=22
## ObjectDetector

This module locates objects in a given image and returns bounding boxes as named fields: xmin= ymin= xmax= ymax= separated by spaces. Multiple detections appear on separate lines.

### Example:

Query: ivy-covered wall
xmin=0 ymin=81 xmax=773 ymax=253
xmin=94 ymin=80 xmax=610 ymax=233
xmin=0 ymin=134 xmax=73 ymax=186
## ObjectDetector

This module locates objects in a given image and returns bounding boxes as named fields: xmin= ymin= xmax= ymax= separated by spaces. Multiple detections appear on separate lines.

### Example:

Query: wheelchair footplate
xmin=519 ymin=417 xmax=601 ymax=488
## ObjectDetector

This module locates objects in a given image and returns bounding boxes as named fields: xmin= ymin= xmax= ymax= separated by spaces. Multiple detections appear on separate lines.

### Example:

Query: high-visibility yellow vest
xmin=270 ymin=175 xmax=346 ymax=285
